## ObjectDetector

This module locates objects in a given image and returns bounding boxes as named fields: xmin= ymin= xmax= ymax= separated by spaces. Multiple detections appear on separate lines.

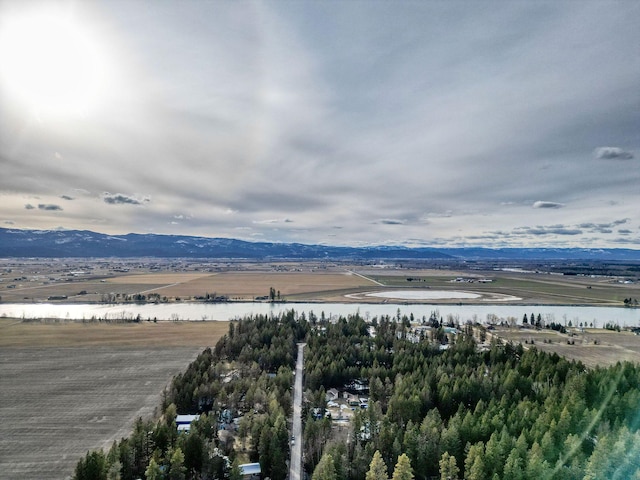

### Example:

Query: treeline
xmin=74 ymin=311 xmax=640 ymax=480
xmin=75 ymin=413 xmax=224 ymax=480
xmin=303 ymin=314 xmax=640 ymax=480
xmin=74 ymin=310 xmax=310 ymax=480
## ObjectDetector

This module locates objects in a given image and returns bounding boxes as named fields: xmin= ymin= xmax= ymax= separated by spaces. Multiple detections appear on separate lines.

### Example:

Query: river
xmin=1 ymin=302 xmax=639 ymax=328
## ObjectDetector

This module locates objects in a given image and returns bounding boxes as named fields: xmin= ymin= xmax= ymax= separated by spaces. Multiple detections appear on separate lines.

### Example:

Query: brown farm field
xmin=1 ymin=269 xmax=381 ymax=303
xmin=0 ymin=319 xmax=228 ymax=480
xmin=0 ymin=317 xmax=229 ymax=348
xmin=2 ymin=260 xmax=639 ymax=306
xmin=106 ymin=271 xmax=379 ymax=300
xmin=491 ymin=327 xmax=640 ymax=368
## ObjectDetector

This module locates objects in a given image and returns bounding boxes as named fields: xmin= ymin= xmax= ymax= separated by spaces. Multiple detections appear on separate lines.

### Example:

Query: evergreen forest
xmin=74 ymin=310 xmax=640 ymax=480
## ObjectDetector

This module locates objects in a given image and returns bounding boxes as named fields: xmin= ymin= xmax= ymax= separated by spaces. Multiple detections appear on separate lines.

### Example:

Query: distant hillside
xmin=1 ymin=228 xmax=639 ymax=261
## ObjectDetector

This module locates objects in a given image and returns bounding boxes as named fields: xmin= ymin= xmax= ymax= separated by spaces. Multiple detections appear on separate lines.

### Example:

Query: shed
xmin=175 ymin=414 xmax=200 ymax=433
xmin=176 ymin=414 xmax=200 ymax=425
xmin=239 ymin=462 xmax=261 ymax=480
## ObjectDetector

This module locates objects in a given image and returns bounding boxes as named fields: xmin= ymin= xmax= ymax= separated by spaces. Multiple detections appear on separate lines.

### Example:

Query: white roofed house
xmin=239 ymin=462 xmax=261 ymax=480
xmin=175 ymin=414 xmax=200 ymax=434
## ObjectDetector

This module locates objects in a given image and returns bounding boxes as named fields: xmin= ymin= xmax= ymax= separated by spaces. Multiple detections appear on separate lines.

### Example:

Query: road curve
xmin=289 ymin=343 xmax=305 ymax=480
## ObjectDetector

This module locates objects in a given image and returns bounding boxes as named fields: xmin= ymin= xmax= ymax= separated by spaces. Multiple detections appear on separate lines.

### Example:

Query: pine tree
xmin=230 ymin=460 xmax=243 ymax=480
xmin=439 ymin=452 xmax=459 ymax=480
xmin=168 ymin=447 xmax=186 ymax=480
xmin=145 ymin=458 xmax=162 ymax=480
xmin=366 ymin=450 xmax=388 ymax=480
xmin=312 ymin=453 xmax=337 ymax=480
xmin=75 ymin=451 xmax=107 ymax=480
xmin=392 ymin=453 xmax=414 ymax=480
xmin=464 ymin=442 xmax=485 ymax=480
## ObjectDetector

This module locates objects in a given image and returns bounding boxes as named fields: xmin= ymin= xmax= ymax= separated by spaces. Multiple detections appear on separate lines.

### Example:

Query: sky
xmin=0 ymin=0 xmax=638 ymax=248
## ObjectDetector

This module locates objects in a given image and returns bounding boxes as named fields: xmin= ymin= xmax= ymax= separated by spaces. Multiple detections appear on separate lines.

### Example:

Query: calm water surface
xmin=1 ymin=302 xmax=639 ymax=328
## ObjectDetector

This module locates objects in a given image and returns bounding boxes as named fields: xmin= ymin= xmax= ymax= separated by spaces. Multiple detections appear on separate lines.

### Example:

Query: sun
xmin=0 ymin=6 xmax=108 ymax=119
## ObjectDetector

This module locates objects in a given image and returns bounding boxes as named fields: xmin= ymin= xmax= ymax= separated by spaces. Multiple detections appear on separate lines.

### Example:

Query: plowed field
xmin=0 ymin=319 xmax=227 ymax=480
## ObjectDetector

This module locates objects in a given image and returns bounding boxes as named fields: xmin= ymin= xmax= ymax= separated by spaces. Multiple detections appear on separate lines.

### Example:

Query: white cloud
xmin=252 ymin=218 xmax=294 ymax=225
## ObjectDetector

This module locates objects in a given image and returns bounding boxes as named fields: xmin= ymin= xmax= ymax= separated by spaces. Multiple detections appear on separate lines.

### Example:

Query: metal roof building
xmin=239 ymin=463 xmax=261 ymax=479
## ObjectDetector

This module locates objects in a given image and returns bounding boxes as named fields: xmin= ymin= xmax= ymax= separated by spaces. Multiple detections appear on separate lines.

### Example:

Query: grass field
xmin=366 ymin=271 xmax=640 ymax=305
xmin=0 ymin=319 xmax=228 ymax=480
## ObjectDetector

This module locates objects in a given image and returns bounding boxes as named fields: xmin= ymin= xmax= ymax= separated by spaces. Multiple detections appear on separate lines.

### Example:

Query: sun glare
xmin=0 ymin=7 xmax=108 ymax=119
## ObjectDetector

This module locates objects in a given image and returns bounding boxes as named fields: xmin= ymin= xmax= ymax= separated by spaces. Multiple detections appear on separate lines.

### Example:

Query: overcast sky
xmin=1 ymin=0 xmax=638 ymax=248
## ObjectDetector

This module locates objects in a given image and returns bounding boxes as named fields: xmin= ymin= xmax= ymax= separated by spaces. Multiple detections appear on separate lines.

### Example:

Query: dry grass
xmin=363 ymin=271 xmax=640 ymax=305
xmin=0 ymin=319 xmax=228 ymax=480
xmin=4 ymin=266 xmax=638 ymax=306
xmin=105 ymin=273 xmax=213 ymax=285
xmin=492 ymin=327 xmax=640 ymax=368
xmin=154 ymin=271 xmax=378 ymax=299
xmin=2 ymin=271 xmax=380 ymax=303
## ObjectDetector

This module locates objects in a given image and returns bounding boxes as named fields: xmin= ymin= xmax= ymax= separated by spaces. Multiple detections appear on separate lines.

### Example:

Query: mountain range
xmin=1 ymin=228 xmax=639 ymax=261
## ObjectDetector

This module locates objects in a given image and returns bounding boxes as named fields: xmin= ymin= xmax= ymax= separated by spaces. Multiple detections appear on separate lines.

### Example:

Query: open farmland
xmin=363 ymin=268 xmax=640 ymax=305
xmin=0 ymin=319 xmax=227 ymax=480
xmin=491 ymin=327 xmax=640 ymax=368
xmin=2 ymin=259 xmax=639 ymax=306
xmin=112 ymin=270 xmax=380 ymax=300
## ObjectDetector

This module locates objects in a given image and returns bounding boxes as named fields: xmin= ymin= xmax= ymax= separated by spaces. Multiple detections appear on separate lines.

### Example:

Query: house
xmin=344 ymin=392 xmax=360 ymax=406
xmin=175 ymin=414 xmax=200 ymax=433
xmin=176 ymin=414 xmax=200 ymax=424
xmin=239 ymin=463 xmax=261 ymax=480
xmin=326 ymin=388 xmax=339 ymax=402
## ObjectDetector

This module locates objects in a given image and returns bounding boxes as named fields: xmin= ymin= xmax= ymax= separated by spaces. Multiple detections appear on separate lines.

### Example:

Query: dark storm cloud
xmin=38 ymin=204 xmax=63 ymax=211
xmin=25 ymin=204 xmax=35 ymax=210
xmin=594 ymin=147 xmax=634 ymax=160
xmin=102 ymin=193 xmax=149 ymax=205
xmin=532 ymin=201 xmax=564 ymax=209
xmin=618 ymin=229 xmax=632 ymax=235
xmin=60 ymin=195 xmax=74 ymax=200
